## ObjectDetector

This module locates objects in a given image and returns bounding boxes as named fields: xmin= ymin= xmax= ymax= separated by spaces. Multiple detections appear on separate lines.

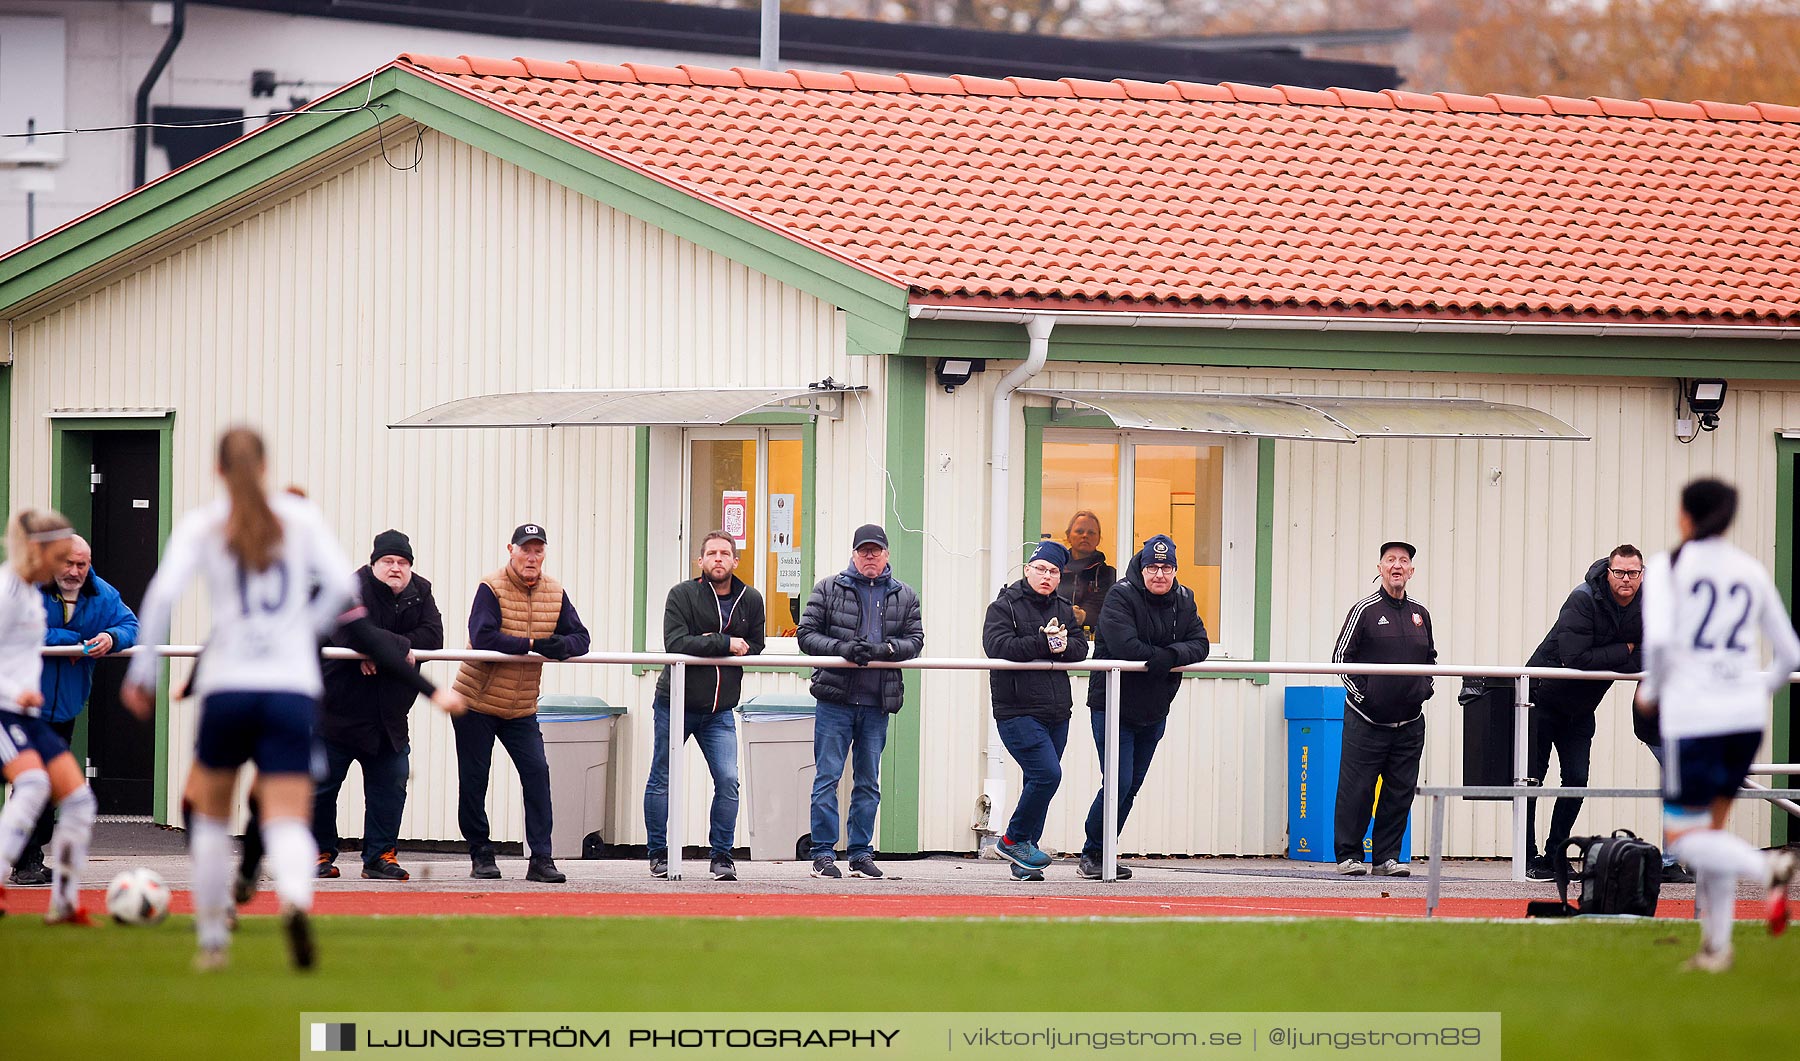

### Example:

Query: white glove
xmin=1042 ymin=617 xmax=1069 ymax=655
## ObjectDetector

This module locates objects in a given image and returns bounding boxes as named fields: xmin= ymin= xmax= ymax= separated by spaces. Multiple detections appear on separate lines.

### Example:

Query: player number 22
xmin=1689 ymin=578 xmax=1752 ymax=652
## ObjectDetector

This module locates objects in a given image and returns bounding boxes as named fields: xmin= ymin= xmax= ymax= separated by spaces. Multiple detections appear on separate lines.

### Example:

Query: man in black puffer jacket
xmin=797 ymin=524 xmax=924 ymax=880
xmin=1077 ymin=534 xmax=1210 ymax=880
xmin=1521 ymin=545 xmax=1647 ymax=879
xmin=983 ymin=540 xmax=1089 ymax=881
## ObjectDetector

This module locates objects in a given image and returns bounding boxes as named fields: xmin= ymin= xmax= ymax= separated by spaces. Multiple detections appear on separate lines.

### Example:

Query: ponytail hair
xmin=218 ymin=427 xmax=282 ymax=572
xmin=6 ymin=507 xmax=74 ymax=579
xmin=1680 ymin=477 xmax=1737 ymax=542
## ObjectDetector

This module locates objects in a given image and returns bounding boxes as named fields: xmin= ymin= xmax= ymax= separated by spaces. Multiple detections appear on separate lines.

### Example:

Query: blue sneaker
xmin=997 ymin=837 xmax=1051 ymax=872
xmin=1009 ymin=863 xmax=1045 ymax=882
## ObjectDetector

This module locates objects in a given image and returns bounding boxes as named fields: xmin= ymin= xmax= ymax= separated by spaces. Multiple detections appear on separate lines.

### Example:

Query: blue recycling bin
xmin=1285 ymin=686 xmax=1411 ymax=863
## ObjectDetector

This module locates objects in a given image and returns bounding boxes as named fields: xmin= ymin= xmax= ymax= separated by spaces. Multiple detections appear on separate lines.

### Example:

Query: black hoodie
xmin=1084 ymin=553 xmax=1211 ymax=726
xmin=1525 ymin=555 xmax=1642 ymax=719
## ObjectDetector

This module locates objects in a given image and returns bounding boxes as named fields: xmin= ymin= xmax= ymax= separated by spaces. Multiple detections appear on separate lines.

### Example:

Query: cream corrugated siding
xmin=6 ymin=128 xmax=881 ymax=848
xmin=919 ymin=364 xmax=1800 ymax=858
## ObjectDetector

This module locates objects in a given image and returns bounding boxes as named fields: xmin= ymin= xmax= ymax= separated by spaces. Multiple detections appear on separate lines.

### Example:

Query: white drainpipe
xmin=976 ymin=313 xmax=1055 ymax=848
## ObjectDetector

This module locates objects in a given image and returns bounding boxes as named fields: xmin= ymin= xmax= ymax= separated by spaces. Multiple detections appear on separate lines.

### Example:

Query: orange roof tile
xmin=399 ymin=52 xmax=1800 ymax=324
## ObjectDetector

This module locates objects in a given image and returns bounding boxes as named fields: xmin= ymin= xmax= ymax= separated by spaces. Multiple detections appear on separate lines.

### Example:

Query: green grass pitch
xmin=3 ymin=915 xmax=1788 ymax=1057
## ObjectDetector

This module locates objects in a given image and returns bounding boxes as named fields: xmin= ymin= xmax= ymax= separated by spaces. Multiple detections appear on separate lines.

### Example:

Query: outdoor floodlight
xmin=1688 ymin=378 xmax=1728 ymax=432
xmin=935 ymin=357 xmax=984 ymax=393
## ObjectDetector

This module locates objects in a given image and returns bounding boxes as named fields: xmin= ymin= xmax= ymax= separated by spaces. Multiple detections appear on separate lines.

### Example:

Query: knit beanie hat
xmin=1029 ymin=540 xmax=1071 ymax=568
xmin=1138 ymin=534 xmax=1177 ymax=568
xmin=371 ymin=529 xmax=414 ymax=564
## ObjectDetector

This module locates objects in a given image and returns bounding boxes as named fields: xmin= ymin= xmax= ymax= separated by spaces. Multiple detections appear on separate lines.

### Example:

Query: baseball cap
xmin=511 ymin=523 xmax=549 ymax=547
xmin=852 ymin=524 xmax=889 ymax=550
xmin=1379 ymin=540 xmax=1416 ymax=560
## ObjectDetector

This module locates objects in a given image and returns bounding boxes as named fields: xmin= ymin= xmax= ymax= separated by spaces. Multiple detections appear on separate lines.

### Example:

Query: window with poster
xmin=683 ymin=427 xmax=808 ymax=644
xmin=1033 ymin=428 xmax=1258 ymax=660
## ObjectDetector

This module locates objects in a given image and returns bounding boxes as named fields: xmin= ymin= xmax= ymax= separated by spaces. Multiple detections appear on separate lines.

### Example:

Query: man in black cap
xmin=312 ymin=530 xmax=444 ymax=881
xmin=450 ymin=522 xmax=591 ymax=883
xmin=1331 ymin=540 xmax=1435 ymax=877
xmin=796 ymin=523 xmax=924 ymax=880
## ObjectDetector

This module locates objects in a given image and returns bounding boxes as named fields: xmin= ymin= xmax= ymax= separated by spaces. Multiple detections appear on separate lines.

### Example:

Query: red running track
xmin=3 ymin=890 xmax=1699 ymax=920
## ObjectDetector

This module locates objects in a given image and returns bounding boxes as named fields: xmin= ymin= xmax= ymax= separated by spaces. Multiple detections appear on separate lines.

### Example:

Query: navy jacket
xmin=40 ymin=572 xmax=139 ymax=724
xmin=1084 ymin=554 xmax=1210 ymax=726
xmin=984 ymin=578 xmax=1088 ymax=722
xmin=797 ymin=564 xmax=924 ymax=713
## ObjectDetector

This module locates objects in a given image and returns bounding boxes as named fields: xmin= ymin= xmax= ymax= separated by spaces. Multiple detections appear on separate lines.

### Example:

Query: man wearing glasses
xmin=1520 ymin=545 xmax=1652 ymax=879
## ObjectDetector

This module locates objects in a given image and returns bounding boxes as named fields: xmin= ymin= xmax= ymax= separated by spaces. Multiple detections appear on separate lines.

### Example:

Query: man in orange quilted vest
xmin=451 ymin=523 xmax=591 ymax=883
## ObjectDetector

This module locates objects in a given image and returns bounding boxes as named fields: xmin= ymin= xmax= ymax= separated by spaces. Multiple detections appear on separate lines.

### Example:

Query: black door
xmin=85 ymin=431 xmax=160 ymax=815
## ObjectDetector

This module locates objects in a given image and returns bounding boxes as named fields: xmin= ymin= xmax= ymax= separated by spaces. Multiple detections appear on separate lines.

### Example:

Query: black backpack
xmin=1528 ymin=829 xmax=1662 ymax=917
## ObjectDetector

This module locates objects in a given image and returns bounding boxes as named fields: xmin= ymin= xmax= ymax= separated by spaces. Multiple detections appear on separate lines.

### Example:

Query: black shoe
xmin=1075 ymin=855 xmax=1133 ymax=880
xmin=710 ymin=856 xmax=737 ymax=881
xmin=281 ymin=906 xmax=316 ymax=971
xmin=9 ymin=859 xmax=50 ymax=887
xmin=232 ymin=864 xmax=260 ymax=906
xmin=315 ymin=854 xmax=340 ymax=880
xmin=650 ymin=857 xmax=669 ymax=879
xmin=525 ymin=857 xmax=566 ymax=884
xmin=470 ymin=850 xmax=501 ymax=880
xmin=1662 ymin=862 xmax=1696 ymax=885
xmin=847 ymin=857 xmax=884 ymax=879
xmin=1525 ymin=855 xmax=1554 ymax=881
xmin=361 ymin=850 xmax=411 ymax=881
xmin=810 ymin=856 xmax=841 ymax=879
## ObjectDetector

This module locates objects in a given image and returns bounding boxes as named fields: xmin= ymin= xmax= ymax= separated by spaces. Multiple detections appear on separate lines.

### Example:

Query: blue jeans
xmin=644 ymin=697 xmax=740 ymax=859
xmin=1082 ymin=713 xmax=1167 ymax=859
xmin=452 ymin=710 xmax=553 ymax=860
xmin=810 ymin=701 xmax=889 ymax=860
xmin=311 ymin=736 xmax=411 ymax=867
xmin=996 ymin=715 xmax=1069 ymax=846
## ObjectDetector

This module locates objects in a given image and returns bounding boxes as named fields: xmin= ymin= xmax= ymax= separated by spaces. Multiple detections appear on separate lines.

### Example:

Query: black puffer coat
xmin=983 ymin=579 xmax=1089 ymax=722
xmin=1525 ymin=556 xmax=1643 ymax=718
xmin=320 ymin=567 xmax=444 ymax=756
xmin=797 ymin=565 xmax=924 ymax=713
xmin=1085 ymin=554 xmax=1211 ymax=726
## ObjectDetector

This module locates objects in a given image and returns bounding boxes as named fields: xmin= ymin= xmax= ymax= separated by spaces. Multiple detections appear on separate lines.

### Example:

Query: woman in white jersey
xmin=1637 ymin=478 xmax=1800 ymax=972
xmin=0 ymin=508 xmax=101 ymax=924
xmin=123 ymin=428 xmax=357 ymax=971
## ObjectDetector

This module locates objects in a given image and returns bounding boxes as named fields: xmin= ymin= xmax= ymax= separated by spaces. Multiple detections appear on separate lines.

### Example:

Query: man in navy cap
xmin=1331 ymin=540 xmax=1435 ymax=877
xmin=796 ymin=523 xmax=924 ymax=880
xmin=983 ymin=540 xmax=1089 ymax=881
xmin=1076 ymin=534 xmax=1209 ymax=880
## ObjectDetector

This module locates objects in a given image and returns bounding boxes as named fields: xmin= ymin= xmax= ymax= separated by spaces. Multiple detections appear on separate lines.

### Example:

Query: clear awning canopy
xmin=1020 ymin=390 xmax=1587 ymax=443
xmin=391 ymin=386 xmax=859 ymax=429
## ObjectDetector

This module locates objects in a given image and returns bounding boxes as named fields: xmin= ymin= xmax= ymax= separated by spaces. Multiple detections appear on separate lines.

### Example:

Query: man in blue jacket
xmin=11 ymin=535 xmax=137 ymax=886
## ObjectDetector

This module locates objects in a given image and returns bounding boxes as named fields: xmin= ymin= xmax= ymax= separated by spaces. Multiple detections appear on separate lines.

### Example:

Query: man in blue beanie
xmin=1078 ymin=534 xmax=1209 ymax=879
xmin=983 ymin=540 xmax=1088 ymax=880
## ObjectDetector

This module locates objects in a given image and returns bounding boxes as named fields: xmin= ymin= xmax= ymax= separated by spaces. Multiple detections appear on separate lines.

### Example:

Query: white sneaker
xmin=1683 ymin=947 xmax=1733 ymax=973
xmin=1336 ymin=859 xmax=1367 ymax=876
xmin=193 ymin=945 xmax=230 ymax=972
xmin=1373 ymin=859 xmax=1411 ymax=877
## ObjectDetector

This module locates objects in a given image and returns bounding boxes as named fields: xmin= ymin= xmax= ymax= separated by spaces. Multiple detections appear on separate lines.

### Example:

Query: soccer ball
xmin=106 ymin=867 xmax=172 ymax=925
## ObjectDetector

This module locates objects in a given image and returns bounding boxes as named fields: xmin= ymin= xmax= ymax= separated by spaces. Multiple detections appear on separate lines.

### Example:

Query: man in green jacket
xmin=645 ymin=530 xmax=766 ymax=881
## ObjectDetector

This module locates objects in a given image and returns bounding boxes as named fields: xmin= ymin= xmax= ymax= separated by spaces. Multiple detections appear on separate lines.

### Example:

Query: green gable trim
xmin=0 ymin=69 xmax=911 ymax=356
xmin=1021 ymin=407 xmax=1269 ymax=682
xmin=1775 ymin=433 xmax=1799 ymax=846
xmin=881 ymin=356 xmax=927 ymax=852
xmin=901 ymin=319 xmax=1800 ymax=380
xmin=49 ymin=414 xmax=176 ymax=823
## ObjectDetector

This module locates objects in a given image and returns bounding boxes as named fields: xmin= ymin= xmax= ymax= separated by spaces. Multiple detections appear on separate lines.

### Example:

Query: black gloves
xmin=531 ymin=636 xmax=572 ymax=660
xmin=1145 ymin=647 xmax=1179 ymax=675
xmin=872 ymin=641 xmax=896 ymax=661
xmin=842 ymin=638 xmax=877 ymax=666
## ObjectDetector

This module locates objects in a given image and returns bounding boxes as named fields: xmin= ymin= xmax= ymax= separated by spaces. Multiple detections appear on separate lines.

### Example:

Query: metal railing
xmin=45 ymin=646 xmax=1799 ymax=884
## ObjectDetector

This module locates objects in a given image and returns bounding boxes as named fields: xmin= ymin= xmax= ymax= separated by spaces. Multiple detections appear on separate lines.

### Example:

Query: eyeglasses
xmin=1143 ymin=564 xmax=1176 ymax=576
xmin=1025 ymin=563 xmax=1062 ymax=578
xmin=1608 ymin=568 xmax=1643 ymax=580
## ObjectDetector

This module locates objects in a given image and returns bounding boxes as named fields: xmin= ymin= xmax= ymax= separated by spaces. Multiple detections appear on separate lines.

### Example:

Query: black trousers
xmin=20 ymin=718 xmax=78 ymax=867
xmin=1525 ymin=708 xmax=1596 ymax=858
xmin=1333 ymin=710 xmax=1425 ymax=864
xmin=452 ymin=711 xmax=553 ymax=860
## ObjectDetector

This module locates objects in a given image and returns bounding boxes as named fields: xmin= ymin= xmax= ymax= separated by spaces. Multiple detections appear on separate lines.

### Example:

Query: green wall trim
xmin=0 ymin=366 xmax=10 ymax=521
xmin=1774 ymin=433 xmax=1798 ymax=846
xmin=632 ymin=427 xmax=652 ymax=676
xmin=49 ymin=415 xmax=176 ymax=822
xmin=800 ymin=418 xmax=818 ymax=624
xmin=900 ymin=319 xmax=1800 ymax=380
xmin=1021 ymin=407 xmax=1270 ymax=681
xmin=880 ymin=357 xmax=928 ymax=852
xmin=0 ymin=69 xmax=912 ymax=355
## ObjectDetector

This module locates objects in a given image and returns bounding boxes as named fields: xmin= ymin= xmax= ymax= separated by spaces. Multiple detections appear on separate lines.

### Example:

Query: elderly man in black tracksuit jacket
xmin=646 ymin=531 xmax=766 ymax=882
xmin=983 ymin=540 xmax=1089 ymax=881
xmin=1332 ymin=540 xmax=1436 ymax=877
xmin=1521 ymin=546 xmax=1647 ymax=878
xmin=313 ymin=530 xmax=444 ymax=881
xmin=797 ymin=524 xmax=925 ymax=880
xmin=1078 ymin=534 xmax=1210 ymax=880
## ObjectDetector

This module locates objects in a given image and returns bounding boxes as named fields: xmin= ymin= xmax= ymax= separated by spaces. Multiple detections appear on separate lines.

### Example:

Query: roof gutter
xmin=909 ymin=304 xmax=1800 ymax=340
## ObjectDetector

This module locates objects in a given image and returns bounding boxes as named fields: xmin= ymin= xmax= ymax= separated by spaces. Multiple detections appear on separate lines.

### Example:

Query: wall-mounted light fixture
xmin=935 ymin=357 xmax=985 ymax=393
xmin=1688 ymin=378 xmax=1728 ymax=432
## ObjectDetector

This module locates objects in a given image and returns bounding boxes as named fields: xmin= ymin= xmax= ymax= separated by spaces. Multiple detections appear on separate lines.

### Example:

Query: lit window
xmin=684 ymin=429 xmax=806 ymax=641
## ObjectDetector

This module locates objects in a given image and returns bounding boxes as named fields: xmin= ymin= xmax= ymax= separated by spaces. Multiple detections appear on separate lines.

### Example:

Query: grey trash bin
xmin=538 ymin=695 xmax=625 ymax=859
xmin=736 ymin=693 xmax=817 ymax=861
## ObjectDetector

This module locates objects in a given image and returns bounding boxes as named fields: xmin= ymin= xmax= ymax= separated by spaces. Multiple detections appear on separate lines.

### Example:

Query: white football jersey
xmin=0 ymin=565 xmax=47 ymax=713
xmin=128 ymin=492 xmax=355 ymax=699
xmin=1640 ymin=536 xmax=1800 ymax=740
